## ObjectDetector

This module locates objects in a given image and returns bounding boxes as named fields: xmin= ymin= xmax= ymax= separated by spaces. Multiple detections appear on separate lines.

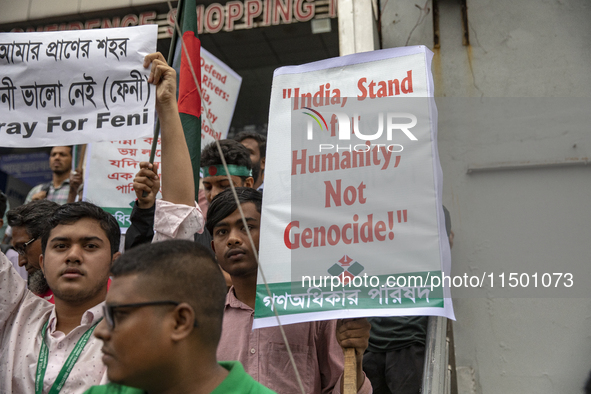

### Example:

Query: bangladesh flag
xmin=172 ymin=0 xmax=201 ymax=199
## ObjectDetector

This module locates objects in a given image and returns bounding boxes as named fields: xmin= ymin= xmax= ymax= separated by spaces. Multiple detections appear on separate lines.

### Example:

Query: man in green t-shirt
xmin=85 ymin=239 xmax=275 ymax=394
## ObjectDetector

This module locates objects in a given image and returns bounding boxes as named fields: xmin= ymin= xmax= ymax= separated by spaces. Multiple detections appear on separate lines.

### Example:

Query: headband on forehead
xmin=200 ymin=164 xmax=252 ymax=178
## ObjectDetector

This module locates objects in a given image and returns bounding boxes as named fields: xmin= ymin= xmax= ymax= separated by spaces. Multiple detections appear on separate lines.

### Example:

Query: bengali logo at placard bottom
xmin=327 ymin=254 xmax=364 ymax=283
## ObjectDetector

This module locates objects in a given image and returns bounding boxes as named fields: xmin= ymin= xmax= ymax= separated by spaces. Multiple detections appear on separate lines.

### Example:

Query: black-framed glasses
xmin=15 ymin=237 xmax=37 ymax=256
xmin=102 ymin=301 xmax=198 ymax=330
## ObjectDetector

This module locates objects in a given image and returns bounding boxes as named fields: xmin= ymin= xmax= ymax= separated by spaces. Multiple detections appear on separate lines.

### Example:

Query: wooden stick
xmin=343 ymin=348 xmax=357 ymax=394
xmin=76 ymin=144 xmax=87 ymax=170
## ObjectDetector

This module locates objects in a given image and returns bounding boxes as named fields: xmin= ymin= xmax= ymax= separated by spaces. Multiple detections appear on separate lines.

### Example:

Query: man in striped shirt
xmin=25 ymin=146 xmax=82 ymax=205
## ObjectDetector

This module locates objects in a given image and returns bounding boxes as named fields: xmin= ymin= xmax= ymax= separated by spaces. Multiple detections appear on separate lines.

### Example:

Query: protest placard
xmin=199 ymin=47 xmax=242 ymax=144
xmin=0 ymin=25 xmax=157 ymax=147
xmin=83 ymin=137 xmax=162 ymax=232
xmin=254 ymin=46 xmax=454 ymax=328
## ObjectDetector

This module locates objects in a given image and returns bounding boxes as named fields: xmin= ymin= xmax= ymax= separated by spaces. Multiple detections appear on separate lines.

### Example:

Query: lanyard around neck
xmin=35 ymin=317 xmax=102 ymax=394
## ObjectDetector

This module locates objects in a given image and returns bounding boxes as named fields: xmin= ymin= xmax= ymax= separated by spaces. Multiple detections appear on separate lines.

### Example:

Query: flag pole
xmin=147 ymin=0 xmax=185 ymax=166
xmin=143 ymin=0 xmax=184 ymax=197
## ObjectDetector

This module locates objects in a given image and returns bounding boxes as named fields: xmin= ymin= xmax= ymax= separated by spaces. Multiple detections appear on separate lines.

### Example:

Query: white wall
xmin=381 ymin=0 xmax=591 ymax=393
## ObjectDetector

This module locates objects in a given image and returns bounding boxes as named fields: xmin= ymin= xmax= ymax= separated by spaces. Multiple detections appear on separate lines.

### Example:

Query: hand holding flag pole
xmin=147 ymin=0 xmax=184 ymax=165
xmin=145 ymin=0 xmax=203 ymax=198
xmin=143 ymin=1 xmax=181 ymax=197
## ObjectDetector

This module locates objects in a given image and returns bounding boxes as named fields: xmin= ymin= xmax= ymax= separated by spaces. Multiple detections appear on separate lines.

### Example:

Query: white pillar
xmin=337 ymin=0 xmax=378 ymax=56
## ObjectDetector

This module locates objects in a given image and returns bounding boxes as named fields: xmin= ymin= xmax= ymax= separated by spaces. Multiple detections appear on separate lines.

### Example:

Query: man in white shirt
xmin=0 ymin=201 xmax=121 ymax=393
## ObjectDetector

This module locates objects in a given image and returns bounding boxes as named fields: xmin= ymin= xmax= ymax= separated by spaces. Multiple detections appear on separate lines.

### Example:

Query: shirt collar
xmin=226 ymin=286 xmax=253 ymax=312
xmin=51 ymin=178 xmax=71 ymax=191
xmin=47 ymin=301 xmax=105 ymax=333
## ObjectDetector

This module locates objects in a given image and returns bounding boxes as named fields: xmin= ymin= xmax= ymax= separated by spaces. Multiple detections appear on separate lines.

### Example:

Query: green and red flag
xmin=172 ymin=0 xmax=202 ymax=198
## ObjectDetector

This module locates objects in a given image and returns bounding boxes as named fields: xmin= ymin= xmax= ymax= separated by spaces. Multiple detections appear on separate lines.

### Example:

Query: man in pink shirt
xmin=207 ymin=188 xmax=373 ymax=394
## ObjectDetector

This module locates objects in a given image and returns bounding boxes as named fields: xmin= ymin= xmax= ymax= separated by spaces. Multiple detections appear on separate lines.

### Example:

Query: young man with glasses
xmin=0 ymin=52 xmax=202 ymax=394
xmin=83 ymin=240 xmax=275 ymax=394
xmin=7 ymin=199 xmax=60 ymax=301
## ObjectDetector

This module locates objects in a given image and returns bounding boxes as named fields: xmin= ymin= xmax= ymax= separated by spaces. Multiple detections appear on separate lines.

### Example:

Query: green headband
xmin=201 ymin=164 xmax=252 ymax=178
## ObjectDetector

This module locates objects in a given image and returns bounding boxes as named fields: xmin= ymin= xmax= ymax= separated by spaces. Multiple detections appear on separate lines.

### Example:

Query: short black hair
xmin=51 ymin=146 xmax=73 ymax=156
xmin=7 ymin=200 xmax=60 ymax=239
xmin=41 ymin=202 xmax=120 ymax=255
xmin=0 ymin=191 xmax=7 ymax=218
xmin=234 ymin=131 xmax=267 ymax=159
xmin=200 ymin=140 xmax=252 ymax=182
xmin=111 ymin=240 xmax=227 ymax=347
xmin=206 ymin=187 xmax=262 ymax=235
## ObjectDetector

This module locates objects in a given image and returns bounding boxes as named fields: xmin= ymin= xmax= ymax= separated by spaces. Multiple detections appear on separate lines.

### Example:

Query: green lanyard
xmin=35 ymin=317 xmax=102 ymax=394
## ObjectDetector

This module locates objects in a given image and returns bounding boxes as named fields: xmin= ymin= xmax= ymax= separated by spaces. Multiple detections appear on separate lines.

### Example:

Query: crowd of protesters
xmin=0 ymin=52 xmax=443 ymax=394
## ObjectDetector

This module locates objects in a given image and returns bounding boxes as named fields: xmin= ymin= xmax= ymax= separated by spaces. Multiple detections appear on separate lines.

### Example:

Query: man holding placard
xmin=207 ymin=188 xmax=372 ymax=394
xmin=24 ymin=146 xmax=81 ymax=205
xmin=0 ymin=51 xmax=202 ymax=393
xmin=0 ymin=201 xmax=121 ymax=393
